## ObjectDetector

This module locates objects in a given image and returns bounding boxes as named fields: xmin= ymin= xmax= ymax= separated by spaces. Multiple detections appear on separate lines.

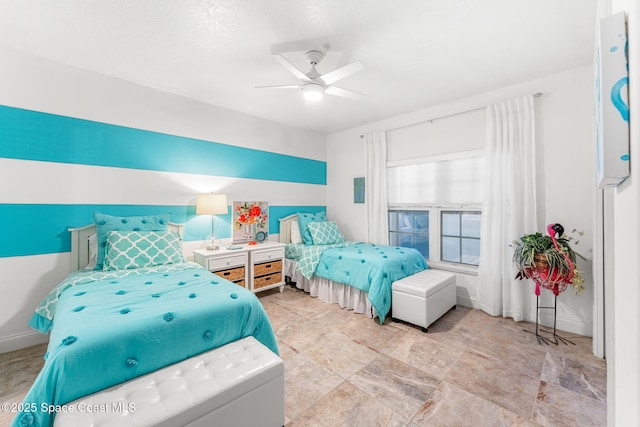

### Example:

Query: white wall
xmin=326 ymin=65 xmax=595 ymax=336
xmin=0 ymin=47 xmax=326 ymax=353
xmin=608 ymin=0 xmax=640 ymax=424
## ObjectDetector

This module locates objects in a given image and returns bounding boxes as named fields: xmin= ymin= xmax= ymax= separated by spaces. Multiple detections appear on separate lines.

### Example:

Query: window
xmin=388 ymin=207 xmax=482 ymax=270
xmin=389 ymin=210 xmax=429 ymax=257
xmin=441 ymin=211 xmax=481 ymax=266
xmin=386 ymin=149 xmax=484 ymax=271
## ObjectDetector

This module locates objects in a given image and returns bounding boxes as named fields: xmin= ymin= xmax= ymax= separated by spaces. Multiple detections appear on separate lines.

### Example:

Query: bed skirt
xmin=284 ymin=259 xmax=375 ymax=318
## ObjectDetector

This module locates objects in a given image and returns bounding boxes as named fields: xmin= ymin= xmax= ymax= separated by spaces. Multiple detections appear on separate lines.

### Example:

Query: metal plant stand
xmin=524 ymin=294 xmax=575 ymax=346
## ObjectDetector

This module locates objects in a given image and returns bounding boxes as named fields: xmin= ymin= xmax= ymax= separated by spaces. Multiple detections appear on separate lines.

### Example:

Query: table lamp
xmin=196 ymin=193 xmax=228 ymax=250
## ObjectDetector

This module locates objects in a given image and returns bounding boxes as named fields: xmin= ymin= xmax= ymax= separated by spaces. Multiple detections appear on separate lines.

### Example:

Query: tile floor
xmin=259 ymin=286 xmax=607 ymax=427
xmin=0 ymin=285 xmax=607 ymax=427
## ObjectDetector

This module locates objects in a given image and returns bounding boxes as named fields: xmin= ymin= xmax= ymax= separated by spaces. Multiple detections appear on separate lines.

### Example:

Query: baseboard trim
xmin=536 ymin=312 xmax=592 ymax=337
xmin=456 ymin=292 xmax=475 ymax=308
xmin=459 ymin=295 xmax=591 ymax=337
xmin=0 ymin=330 xmax=48 ymax=354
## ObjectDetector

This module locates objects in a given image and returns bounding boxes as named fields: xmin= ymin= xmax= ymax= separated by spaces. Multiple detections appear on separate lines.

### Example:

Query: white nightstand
xmin=248 ymin=241 xmax=286 ymax=293
xmin=193 ymin=247 xmax=249 ymax=288
xmin=193 ymin=241 xmax=286 ymax=293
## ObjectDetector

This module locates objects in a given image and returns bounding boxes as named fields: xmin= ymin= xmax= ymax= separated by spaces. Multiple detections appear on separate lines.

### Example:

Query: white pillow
xmin=85 ymin=233 xmax=98 ymax=270
xmin=290 ymin=220 xmax=303 ymax=244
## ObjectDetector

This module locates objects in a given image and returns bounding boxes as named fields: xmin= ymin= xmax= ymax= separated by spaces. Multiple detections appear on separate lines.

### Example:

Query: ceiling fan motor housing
xmin=304 ymin=50 xmax=325 ymax=65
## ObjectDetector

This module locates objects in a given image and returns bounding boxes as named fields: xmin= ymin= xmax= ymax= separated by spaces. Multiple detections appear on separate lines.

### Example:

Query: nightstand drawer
xmin=207 ymin=253 xmax=247 ymax=271
xmin=252 ymin=248 xmax=283 ymax=264
xmin=254 ymin=272 xmax=282 ymax=289
xmin=254 ymin=260 xmax=282 ymax=277
xmin=214 ymin=266 xmax=245 ymax=282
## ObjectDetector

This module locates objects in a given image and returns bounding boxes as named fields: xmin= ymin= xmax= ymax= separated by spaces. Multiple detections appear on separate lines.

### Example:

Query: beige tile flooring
xmin=259 ymin=286 xmax=607 ymax=427
xmin=0 ymin=286 xmax=606 ymax=427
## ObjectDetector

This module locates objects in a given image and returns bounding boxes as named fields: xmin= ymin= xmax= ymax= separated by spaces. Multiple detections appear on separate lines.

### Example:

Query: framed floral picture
xmin=232 ymin=201 xmax=268 ymax=243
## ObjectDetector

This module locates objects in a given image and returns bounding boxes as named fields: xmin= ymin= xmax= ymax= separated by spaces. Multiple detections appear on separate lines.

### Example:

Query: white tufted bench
xmin=54 ymin=337 xmax=284 ymax=427
xmin=392 ymin=269 xmax=457 ymax=332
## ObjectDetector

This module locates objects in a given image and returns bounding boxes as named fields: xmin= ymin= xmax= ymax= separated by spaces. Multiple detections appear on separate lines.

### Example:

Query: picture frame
xmin=595 ymin=11 xmax=630 ymax=188
xmin=232 ymin=201 xmax=268 ymax=243
xmin=354 ymin=177 xmax=365 ymax=203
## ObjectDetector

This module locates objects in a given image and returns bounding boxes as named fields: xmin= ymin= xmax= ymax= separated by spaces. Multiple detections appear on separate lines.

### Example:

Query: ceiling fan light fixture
xmin=302 ymin=83 xmax=324 ymax=101
xmin=258 ymin=49 xmax=364 ymax=101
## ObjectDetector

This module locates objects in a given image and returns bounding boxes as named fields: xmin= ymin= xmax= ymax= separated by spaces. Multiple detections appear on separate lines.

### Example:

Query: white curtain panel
xmin=477 ymin=95 xmax=537 ymax=321
xmin=364 ymin=131 xmax=390 ymax=245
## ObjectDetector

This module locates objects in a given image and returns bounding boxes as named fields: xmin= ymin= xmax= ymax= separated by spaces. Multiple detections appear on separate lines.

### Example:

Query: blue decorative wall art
xmin=595 ymin=11 xmax=630 ymax=188
xmin=354 ymin=177 xmax=365 ymax=203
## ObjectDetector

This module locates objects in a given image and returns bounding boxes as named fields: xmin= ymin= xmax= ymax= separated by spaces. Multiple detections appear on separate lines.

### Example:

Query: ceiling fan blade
xmin=319 ymin=61 xmax=364 ymax=85
xmin=255 ymin=84 xmax=300 ymax=89
xmin=325 ymin=86 xmax=365 ymax=99
xmin=272 ymin=54 xmax=311 ymax=81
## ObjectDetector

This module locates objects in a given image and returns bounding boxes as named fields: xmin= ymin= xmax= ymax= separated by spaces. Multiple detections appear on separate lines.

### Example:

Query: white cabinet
xmin=193 ymin=241 xmax=285 ymax=293
xmin=249 ymin=244 xmax=285 ymax=293
xmin=193 ymin=248 xmax=249 ymax=288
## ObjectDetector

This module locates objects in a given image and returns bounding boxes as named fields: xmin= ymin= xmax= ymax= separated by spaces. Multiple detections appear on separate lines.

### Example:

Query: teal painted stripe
xmin=0 ymin=105 xmax=326 ymax=185
xmin=0 ymin=204 xmax=326 ymax=258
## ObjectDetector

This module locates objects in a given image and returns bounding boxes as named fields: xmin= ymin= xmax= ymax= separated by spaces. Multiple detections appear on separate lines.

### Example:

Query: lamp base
xmin=206 ymin=245 xmax=220 ymax=251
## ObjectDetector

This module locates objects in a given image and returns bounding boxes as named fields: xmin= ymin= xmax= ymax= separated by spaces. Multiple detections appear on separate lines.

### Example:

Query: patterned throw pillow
xmin=103 ymin=231 xmax=185 ymax=271
xmin=297 ymin=212 xmax=326 ymax=245
xmin=307 ymin=221 xmax=345 ymax=245
xmin=93 ymin=212 xmax=171 ymax=270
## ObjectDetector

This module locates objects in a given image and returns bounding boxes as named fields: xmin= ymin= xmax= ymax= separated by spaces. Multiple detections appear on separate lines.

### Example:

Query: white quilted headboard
xmin=68 ymin=222 xmax=184 ymax=271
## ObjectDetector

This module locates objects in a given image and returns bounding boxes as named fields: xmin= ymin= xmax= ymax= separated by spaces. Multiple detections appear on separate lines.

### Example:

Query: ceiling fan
xmin=256 ymin=50 xmax=365 ymax=101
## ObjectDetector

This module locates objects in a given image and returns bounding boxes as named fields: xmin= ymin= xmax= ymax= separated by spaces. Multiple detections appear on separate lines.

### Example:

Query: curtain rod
xmin=360 ymin=92 xmax=543 ymax=138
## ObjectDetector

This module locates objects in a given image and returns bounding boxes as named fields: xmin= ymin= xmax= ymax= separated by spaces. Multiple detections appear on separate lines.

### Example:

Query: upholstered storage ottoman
xmin=54 ymin=337 xmax=284 ymax=427
xmin=392 ymin=269 xmax=456 ymax=331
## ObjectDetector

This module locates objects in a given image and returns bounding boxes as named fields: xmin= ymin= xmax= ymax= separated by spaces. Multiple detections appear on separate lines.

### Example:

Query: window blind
xmin=387 ymin=155 xmax=484 ymax=204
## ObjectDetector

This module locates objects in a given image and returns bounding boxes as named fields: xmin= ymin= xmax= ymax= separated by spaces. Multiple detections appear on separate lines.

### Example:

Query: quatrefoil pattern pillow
xmin=93 ymin=212 xmax=171 ymax=270
xmin=297 ymin=212 xmax=326 ymax=245
xmin=307 ymin=221 xmax=345 ymax=245
xmin=103 ymin=231 xmax=185 ymax=271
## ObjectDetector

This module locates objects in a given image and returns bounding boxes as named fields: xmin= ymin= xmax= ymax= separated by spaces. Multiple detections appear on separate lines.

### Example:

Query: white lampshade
xmin=196 ymin=193 xmax=228 ymax=251
xmin=196 ymin=193 xmax=228 ymax=215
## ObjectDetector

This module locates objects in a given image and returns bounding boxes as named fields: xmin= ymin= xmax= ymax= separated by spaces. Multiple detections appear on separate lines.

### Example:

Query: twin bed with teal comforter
xmin=293 ymin=242 xmax=427 ymax=323
xmin=13 ymin=263 xmax=278 ymax=427
xmin=312 ymin=242 xmax=427 ymax=322
xmin=280 ymin=213 xmax=427 ymax=323
xmin=12 ymin=214 xmax=278 ymax=427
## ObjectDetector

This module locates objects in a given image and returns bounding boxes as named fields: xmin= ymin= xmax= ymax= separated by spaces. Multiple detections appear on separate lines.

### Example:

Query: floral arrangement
xmin=512 ymin=224 xmax=585 ymax=296
xmin=233 ymin=201 xmax=268 ymax=240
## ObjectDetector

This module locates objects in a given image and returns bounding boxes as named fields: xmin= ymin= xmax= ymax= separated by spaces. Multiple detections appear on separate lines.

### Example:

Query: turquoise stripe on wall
xmin=0 ymin=204 xmax=326 ymax=258
xmin=0 ymin=105 xmax=326 ymax=185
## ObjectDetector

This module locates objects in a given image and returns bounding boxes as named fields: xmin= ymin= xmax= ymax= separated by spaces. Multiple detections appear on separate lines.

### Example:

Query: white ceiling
xmin=0 ymin=0 xmax=596 ymax=134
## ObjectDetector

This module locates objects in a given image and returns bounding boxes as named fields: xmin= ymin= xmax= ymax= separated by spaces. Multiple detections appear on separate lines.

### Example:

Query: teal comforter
xmin=299 ymin=242 xmax=427 ymax=323
xmin=12 ymin=263 xmax=278 ymax=427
